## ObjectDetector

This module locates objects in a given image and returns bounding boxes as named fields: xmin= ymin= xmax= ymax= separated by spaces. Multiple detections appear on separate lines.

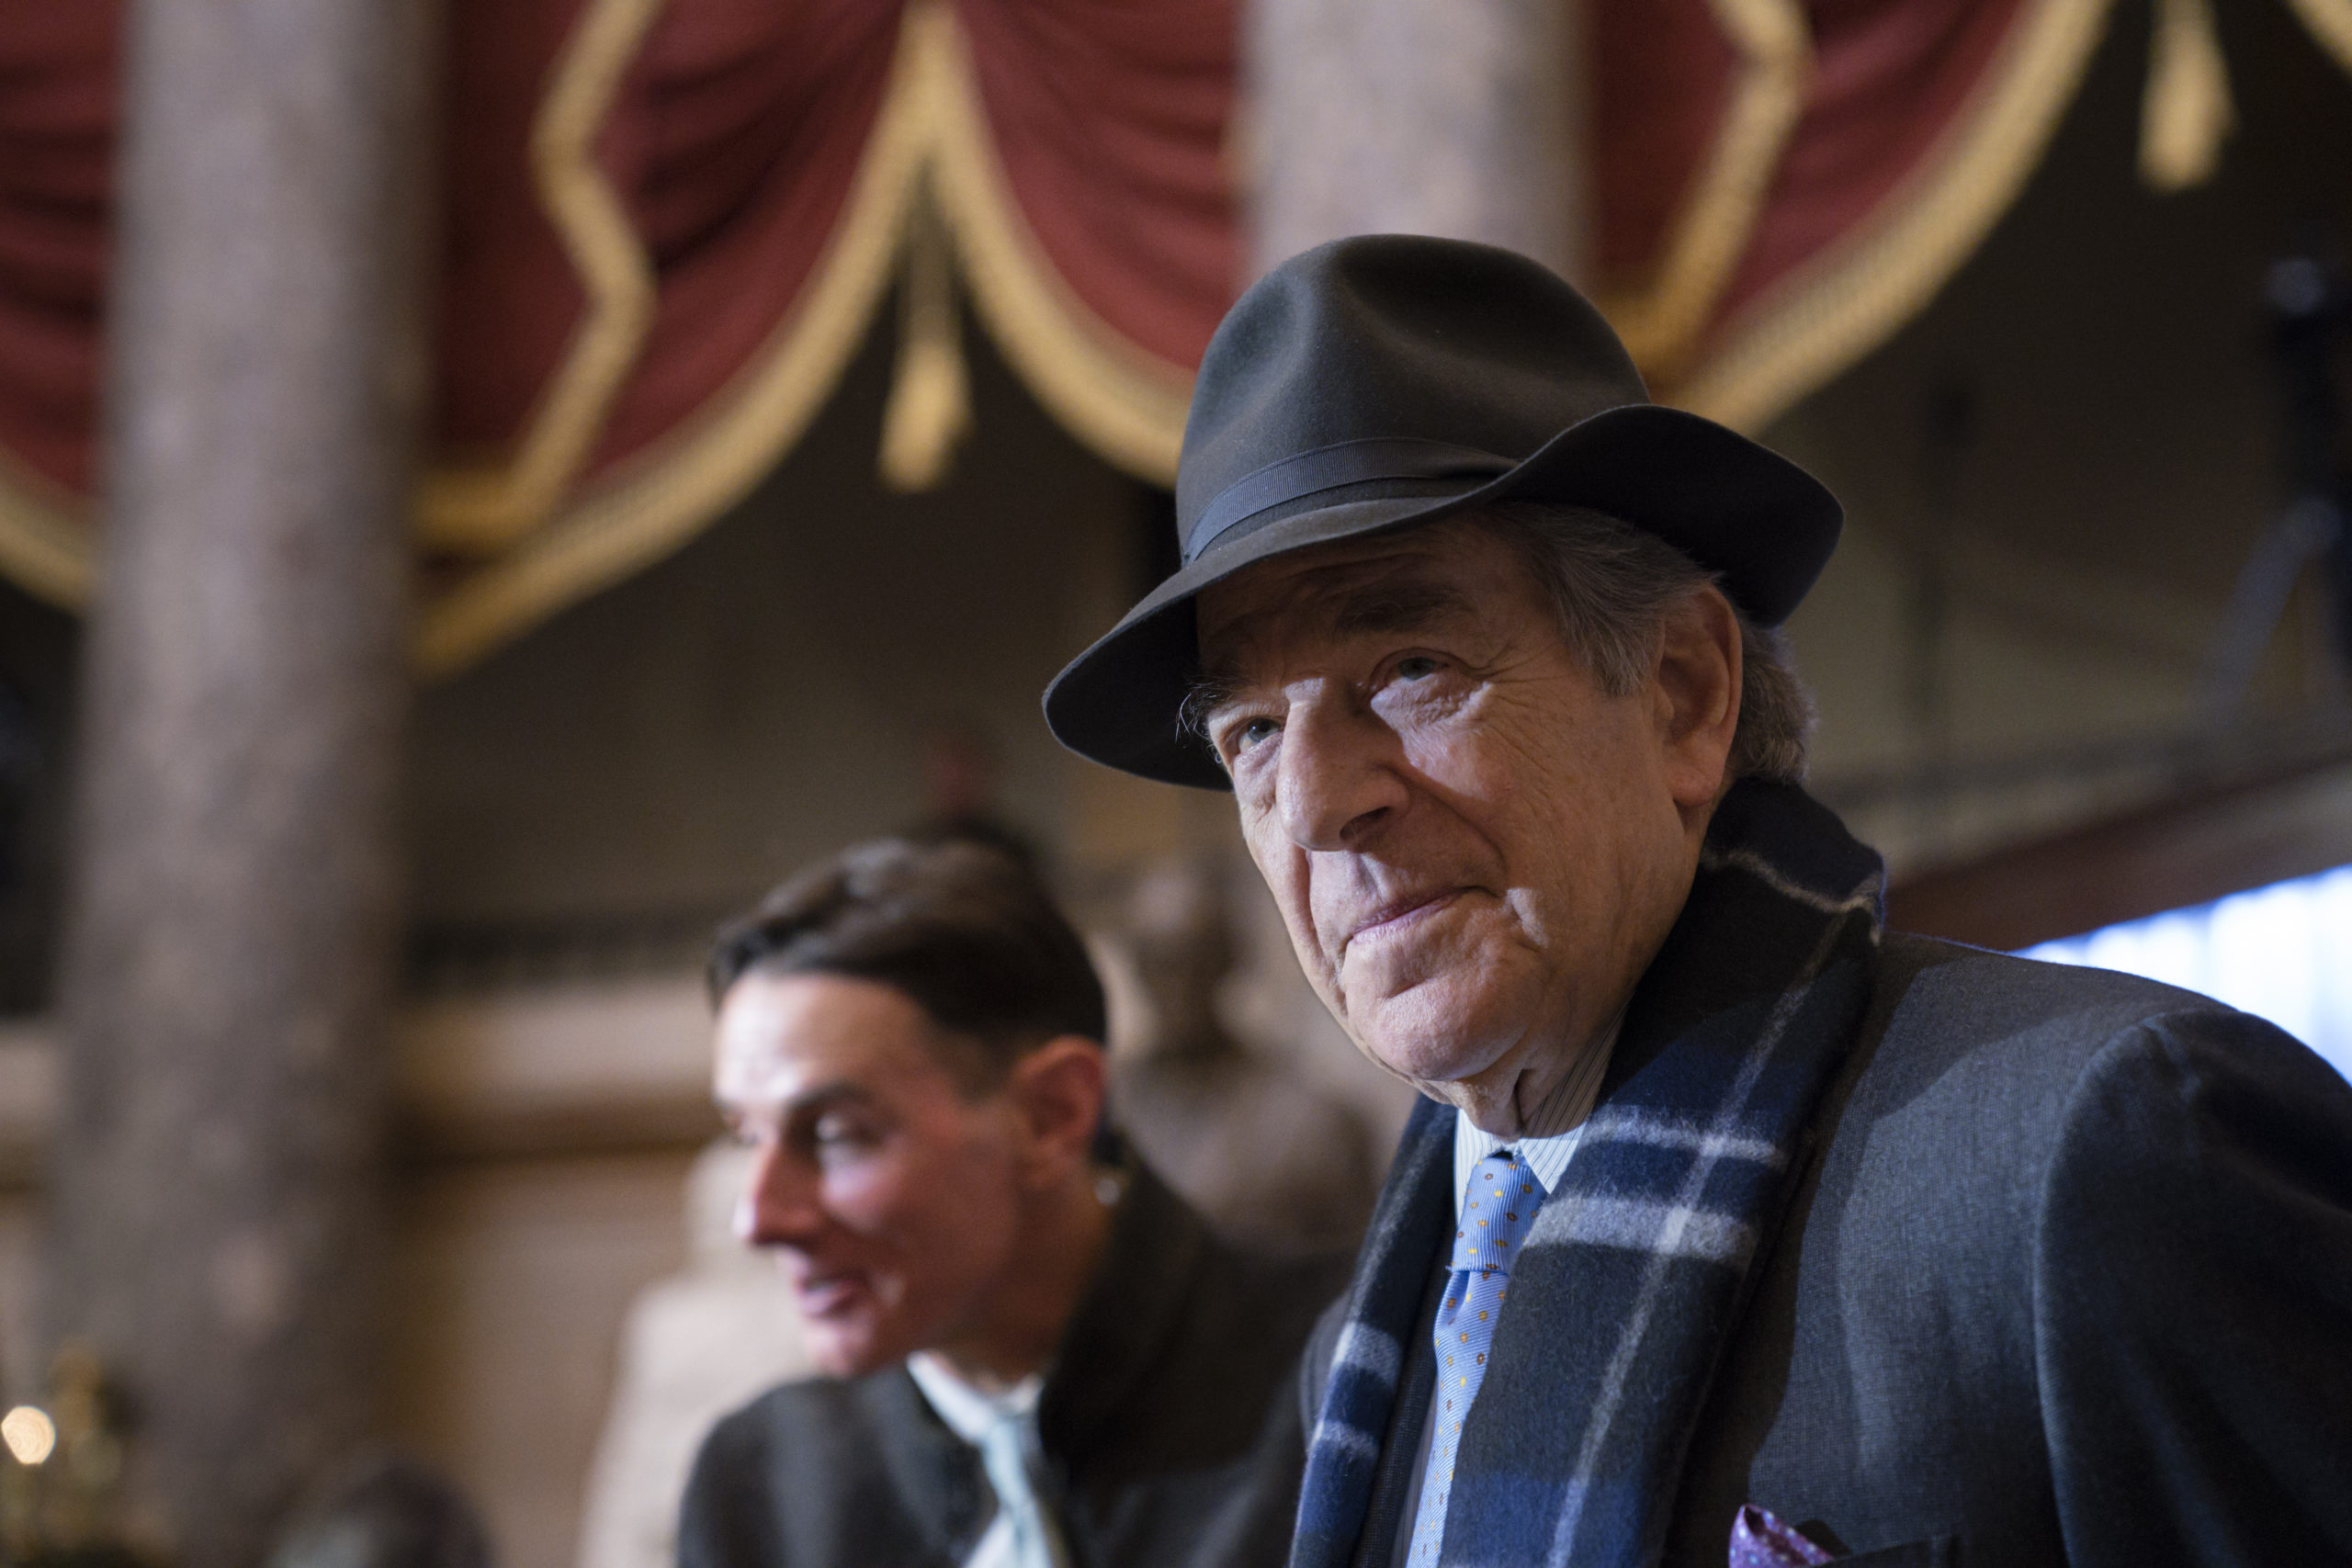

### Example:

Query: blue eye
xmin=1231 ymin=716 xmax=1279 ymax=753
xmin=1396 ymin=656 xmax=1442 ymax=680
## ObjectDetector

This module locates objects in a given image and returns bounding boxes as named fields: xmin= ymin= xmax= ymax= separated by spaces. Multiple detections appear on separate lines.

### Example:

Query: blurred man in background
xmin=676 ymin=839 xmax=1346 ymax=1568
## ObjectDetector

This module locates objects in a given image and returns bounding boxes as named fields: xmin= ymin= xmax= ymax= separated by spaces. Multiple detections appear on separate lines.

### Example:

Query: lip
xmin=790 ymin=1269 xmax=874 ymax=1319
xmin=1345 ymin=888 xmax=1464 ymax=952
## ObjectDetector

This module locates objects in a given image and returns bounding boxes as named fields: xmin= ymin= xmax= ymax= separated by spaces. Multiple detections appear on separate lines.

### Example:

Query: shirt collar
xmin=1449 ymin=1015 xmax=1619 ymax=1219
xmin=905 ymin=1352 xmax=1042 ymax=1444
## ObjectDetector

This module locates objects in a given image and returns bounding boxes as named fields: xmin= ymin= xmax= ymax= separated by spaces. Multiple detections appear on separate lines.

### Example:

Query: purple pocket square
xmin=1729 ymin=1504 xmax=1834 ymax=1566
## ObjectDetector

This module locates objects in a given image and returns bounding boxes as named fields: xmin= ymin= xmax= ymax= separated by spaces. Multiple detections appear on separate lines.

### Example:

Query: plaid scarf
xmin=1292 ymin=780 xmax=1884 ymax=1568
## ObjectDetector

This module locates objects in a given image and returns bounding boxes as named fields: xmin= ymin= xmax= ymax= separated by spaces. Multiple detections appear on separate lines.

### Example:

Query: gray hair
xmin=1470 ymin=502 xmax=1815 ymax=784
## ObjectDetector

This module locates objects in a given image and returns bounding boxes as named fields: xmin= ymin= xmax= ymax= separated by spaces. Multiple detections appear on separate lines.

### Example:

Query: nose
xmin=1275 ymin=690 xmax=1407 ymax=851
xmin=737 ymin=1137 xmax=822 ymax=1249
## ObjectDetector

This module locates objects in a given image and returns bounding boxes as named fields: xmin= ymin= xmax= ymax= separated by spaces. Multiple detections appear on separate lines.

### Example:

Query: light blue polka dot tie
xmin=1408 ymin=1149 xmax=1544 ymax=1567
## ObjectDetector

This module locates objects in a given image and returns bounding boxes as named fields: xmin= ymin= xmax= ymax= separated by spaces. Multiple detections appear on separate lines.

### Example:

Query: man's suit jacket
xmin=681 ymin=1163 xmax=1351 ymax=1568
xmin=1305 ymin=934 xmax=2352 ymax=1566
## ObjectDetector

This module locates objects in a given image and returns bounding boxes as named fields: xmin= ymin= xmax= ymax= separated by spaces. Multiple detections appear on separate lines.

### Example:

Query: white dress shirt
xmin=907 ymin=1353 xmax=1065 ymax=1568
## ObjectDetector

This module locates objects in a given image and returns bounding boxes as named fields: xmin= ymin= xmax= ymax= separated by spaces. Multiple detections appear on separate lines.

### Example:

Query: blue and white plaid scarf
xmin=1292 ymin=780 xmax=1884 ymax=1568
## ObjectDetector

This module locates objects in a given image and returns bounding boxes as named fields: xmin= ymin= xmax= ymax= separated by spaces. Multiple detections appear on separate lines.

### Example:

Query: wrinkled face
xmin=714 ymin=972 xmax=1024 ymax=1377
xmin=1192 ymin=520 xmax=1712 ymax=1133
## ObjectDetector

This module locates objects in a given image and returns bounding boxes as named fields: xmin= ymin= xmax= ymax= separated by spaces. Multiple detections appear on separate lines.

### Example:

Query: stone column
xmin=46 ymin=3 xmax=434 ymax=1567
xmin=1244 ymin=0 xmax=1588 ymax=284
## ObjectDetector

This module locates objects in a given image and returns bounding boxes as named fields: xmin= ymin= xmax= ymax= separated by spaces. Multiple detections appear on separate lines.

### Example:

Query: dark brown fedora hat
xmin=1043 ymin=235 xmax=1842 ymax=790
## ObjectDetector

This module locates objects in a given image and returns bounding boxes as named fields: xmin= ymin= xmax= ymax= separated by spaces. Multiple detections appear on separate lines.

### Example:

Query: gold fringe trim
xmin=0 ymin=0 xmax=1197 ymax=664
xmin=1600 ymin=0 xmax=1815 ymax=381
xmin=1674 ymin=0 xmax=2118 ymax=433
xmin=2139 ymin=0 xmax=2233 ymax=190
xmin=876 ymin=186 xmax=974 ymax=491
xmin=2284 ymin=0 xmax=2352 ymax=76
xmin=410 ymin=10 xmax=931 ymax=675
xmin=415 ymin=0 xmax=1194 ymax=671
xmin=0 ymin=454 xmax=93 ymax=610
xmin=913 ymin=2 xmax=1192 ymax=484
xmin=415 ymin=0 xmax=663 ymax=555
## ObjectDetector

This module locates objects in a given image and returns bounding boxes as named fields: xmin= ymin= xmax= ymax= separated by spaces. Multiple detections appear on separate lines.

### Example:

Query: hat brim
xmin=1043 ymin=404 xmax=1841 ymax=791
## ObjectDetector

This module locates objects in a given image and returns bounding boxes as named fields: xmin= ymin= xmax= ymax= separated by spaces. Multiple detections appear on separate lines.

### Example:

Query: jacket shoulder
xmin=1850 ymin=926 xmax=2345 ymax=1263
xmin=1868 ymin=930 xmax=2238 ymax=1064
xmin=1848 ymin=930 xmax=2307 ymax=1141
xmin=1835 ymin=931 xmax=2297 ymax=1285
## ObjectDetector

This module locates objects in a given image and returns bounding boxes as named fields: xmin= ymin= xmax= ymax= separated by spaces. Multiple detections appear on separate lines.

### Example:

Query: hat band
xmin=1182 ymin=437 xmax=1515 ymax=562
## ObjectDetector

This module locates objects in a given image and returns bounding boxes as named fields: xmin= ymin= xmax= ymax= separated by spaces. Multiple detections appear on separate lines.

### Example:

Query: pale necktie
xmin=1408 ymin=1148 xmax=1544 ymax=1567
xmin=978 ymin=1405 xmax=1069 ymax=1568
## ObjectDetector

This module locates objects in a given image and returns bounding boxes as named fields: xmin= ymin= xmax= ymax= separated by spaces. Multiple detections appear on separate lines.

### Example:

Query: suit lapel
xmin=866 ymin=1368 xmax=990 ymax=1563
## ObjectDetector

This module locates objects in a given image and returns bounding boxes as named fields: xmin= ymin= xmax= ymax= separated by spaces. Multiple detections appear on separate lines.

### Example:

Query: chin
xmin=803 ymin=1316 xmax=899 ymax=1379
xmin=1351 ymin=987 xmax=1525 ymax=1090
xmin=1340 ymin=950 xmax=1539 ymax=1069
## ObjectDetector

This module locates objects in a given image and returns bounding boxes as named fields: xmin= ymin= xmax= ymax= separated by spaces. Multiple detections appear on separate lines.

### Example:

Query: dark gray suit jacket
xmin=682 ymin=1165 xmax=1351 ymax=1568
xmin=1306 ymin=935 xmax=2352 ymax=1566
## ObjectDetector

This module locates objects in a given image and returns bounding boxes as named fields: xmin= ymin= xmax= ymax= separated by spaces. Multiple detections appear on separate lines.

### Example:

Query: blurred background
xmin=0 ymin=3 xmax=2346 ymax=1568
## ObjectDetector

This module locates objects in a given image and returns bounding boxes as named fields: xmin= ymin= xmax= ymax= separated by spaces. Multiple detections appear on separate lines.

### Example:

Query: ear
xmin=1651 ymin=585 xmax=1742 ymax=812
xmin=1004 ymin=1036 xmax=1108 ymax=1189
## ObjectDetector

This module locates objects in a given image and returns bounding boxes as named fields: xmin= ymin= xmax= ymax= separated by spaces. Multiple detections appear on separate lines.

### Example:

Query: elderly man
xmin=676 ymin=839 xmax=1346 ymax=1568
xmin=1043 ymin=237 xmax=2352 ymax=1567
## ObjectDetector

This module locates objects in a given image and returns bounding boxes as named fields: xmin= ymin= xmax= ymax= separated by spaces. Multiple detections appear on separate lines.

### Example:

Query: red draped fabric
xmin=586 ymin=0 xmax=901 ymax=468
xmin=437 ymin=0 xmax=586 ymax=462
xmin=1728 ymin=0 xmax=2026 ymax=326
xmin=1592 ymin=0 xmax=1739 ymax=288
xmin=959 ymin=0 xmax=1239 ymax=371
xmin=0 ymin=0 xmax=2301 ymax=660
xmin=437 ymin=0 xmax=901 ymax=472
xmin=0 ymin=6 xmax=116 ymax=498
xmin=432 ymin=0 xmax=1235 ymax=489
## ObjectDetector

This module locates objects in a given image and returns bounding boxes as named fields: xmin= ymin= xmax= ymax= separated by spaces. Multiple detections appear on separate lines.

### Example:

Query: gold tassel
xmin=878 ymin=190 xmax=973 ymax=491
xmin=2140 ymin=0 xmax=2234 ymax=190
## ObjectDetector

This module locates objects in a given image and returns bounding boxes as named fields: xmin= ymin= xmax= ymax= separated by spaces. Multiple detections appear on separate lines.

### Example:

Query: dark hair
xmin=707 ymin=838 xmax=1107 ymax=1091
xmin=1472 ymin=502 xmax=1816 ymax=783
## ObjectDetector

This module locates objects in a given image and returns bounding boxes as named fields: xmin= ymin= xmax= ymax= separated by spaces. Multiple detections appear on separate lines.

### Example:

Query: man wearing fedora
xmin=1044 ymin=236 xmax=2352 ymax=1567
